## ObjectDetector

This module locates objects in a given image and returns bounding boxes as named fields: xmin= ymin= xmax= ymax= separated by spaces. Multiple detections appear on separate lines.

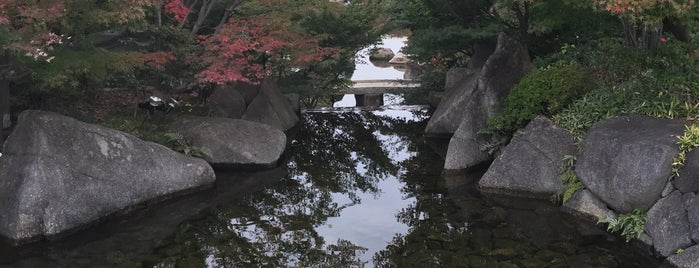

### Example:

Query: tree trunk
xmin=663 ymin=18 xmax=692 ymax=43
xmin=191 ymin=0 xmax=216 ymax=35
xmin=621 ymin=17 xmax=662 ymax=50
xmin=214 ymin=0 xmax=245 ymax=34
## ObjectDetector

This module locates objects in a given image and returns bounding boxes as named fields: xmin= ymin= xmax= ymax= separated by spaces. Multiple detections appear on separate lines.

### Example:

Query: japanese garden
xmin=2 ymin=0 xmax=699 ymax=267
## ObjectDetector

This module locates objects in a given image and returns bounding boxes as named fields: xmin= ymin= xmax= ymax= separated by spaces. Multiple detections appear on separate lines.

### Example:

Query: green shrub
xmin=482 ymin=61 xmax=592 ymax=153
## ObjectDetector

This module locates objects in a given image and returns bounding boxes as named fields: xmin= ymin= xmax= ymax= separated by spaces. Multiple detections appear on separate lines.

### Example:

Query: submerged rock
xmin=171 ymin=116 xmax=286 ymax=169
xmin=0 ymin=110 xmax=215 ymax=244
xmin=561 ymin=190 xmax=616 ymax=224
xmin=479 ymin=116 xmax=574 ymax=198
xmin=576 ymin=115 xmax=687 ymax=213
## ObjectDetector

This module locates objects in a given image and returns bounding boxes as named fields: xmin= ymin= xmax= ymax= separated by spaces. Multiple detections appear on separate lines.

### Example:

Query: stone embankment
xmin=426 ymin=32 xmax=699 ymax=267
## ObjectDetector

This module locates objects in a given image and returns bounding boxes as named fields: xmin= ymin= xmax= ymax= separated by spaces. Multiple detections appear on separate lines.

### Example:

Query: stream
xmin=0 ymin=105 xmax=657 ymax=267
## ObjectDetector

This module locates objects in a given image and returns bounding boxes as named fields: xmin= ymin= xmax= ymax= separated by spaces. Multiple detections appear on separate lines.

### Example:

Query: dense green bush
xmin=553 ymin=40 xmax=699 ymax=142
xmin=481 ymin=61 xmax=591 ymax=154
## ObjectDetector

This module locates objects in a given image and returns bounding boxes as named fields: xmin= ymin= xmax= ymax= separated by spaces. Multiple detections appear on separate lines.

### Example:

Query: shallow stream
xmin=0 ymin=106 xmax=658 ymax=267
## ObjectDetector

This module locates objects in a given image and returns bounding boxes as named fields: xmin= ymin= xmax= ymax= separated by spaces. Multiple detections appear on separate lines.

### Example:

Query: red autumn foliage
xmin=164 ymin=0 xmax=190 ymax=23
xmin=196 ymin=15 xmax=341 ymax=84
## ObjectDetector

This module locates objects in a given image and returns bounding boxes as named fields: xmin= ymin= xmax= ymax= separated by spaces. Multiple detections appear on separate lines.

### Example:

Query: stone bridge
xmin=333 ymin=79 xmax=421 ymax=106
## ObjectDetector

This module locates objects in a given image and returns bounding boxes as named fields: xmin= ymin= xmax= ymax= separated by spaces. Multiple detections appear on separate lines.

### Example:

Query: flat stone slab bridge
xmin=343 ymin=79 xmax=421 ymax=95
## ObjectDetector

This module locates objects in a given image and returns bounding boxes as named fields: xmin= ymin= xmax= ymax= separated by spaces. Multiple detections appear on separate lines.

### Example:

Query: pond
xmin=0 ymin=106 xmax=658 ymax=267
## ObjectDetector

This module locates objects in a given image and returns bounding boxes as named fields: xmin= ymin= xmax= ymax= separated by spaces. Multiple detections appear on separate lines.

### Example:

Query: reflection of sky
xmin=312 ymin=109 xmax=424 ymax=266
xmin=351 ymin=36 xmax=408 ymax=81
xmin=315 ymin=176 xmax=413 ymax=264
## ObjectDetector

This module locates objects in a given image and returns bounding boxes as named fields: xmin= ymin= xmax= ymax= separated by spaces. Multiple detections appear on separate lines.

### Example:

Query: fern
xmin=599 ymin=208 xmax=647 ymax=242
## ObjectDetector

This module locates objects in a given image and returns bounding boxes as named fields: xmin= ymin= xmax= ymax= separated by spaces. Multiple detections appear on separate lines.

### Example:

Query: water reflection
xmin=0 ymin=106 xmax=658 ymax=267
xmin=146 ymin=106 xmax=433 ymax=267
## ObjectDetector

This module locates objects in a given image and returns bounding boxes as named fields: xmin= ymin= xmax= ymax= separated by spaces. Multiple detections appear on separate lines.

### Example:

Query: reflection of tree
xmin=145 ymin=109 xmax=428 ymax=267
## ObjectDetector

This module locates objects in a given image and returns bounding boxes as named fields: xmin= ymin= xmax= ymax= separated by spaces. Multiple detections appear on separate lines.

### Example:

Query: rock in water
xmin=576 ymin=115 xmax=687 ymax=213
xmin=171 ymin=116 xmax=286 ymax=169
xmin=478 ymin=116 xmax=574 ymax=198
xmin=439 ymin=33 xmax=535 ymax=172
xmin=369 ymin=48 xmax=395 ymax=61
xmin=645 ymin=191 xmax=692 ymax=257
xmin=0 ymin=110 xmax=215 ymax=244
xmin=206 ymin=83 xmax=247 ymax=119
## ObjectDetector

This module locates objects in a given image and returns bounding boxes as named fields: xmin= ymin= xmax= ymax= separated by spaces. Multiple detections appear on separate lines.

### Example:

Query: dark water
xmin=0 ymin=106 xmax=657 ymax=267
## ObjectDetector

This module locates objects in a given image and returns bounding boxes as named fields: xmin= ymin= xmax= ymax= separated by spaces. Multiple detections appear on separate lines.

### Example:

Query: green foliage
xmin=554 ymin=39 xmax=699 ymax=142
xmin=551 ymin=155 xmax=584 ymax=204
xmin=482 ymin=61 xmax=591 ymax=152
xmin=163 ymin=132 xmax=213 ymax=158
xmin=673 ymin=124 xmax=699 ymax=177
xmin=599 ymin=209 xmax=647 ymax=242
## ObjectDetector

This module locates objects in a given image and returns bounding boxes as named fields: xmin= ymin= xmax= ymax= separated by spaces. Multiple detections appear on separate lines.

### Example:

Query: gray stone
xmin=561 ymin=190 xmax=616 ymax=224
xmin=403 ymin=62 xmax=423 ymax=80
xmin=427 ymin=91 xmax=443 ymax=109
xmin=663 ymin=181 xmax=677 ymax=197
xmin=171 ymin=116 xmax=286 ymax=169
xmin=663 ymin=244 xmax=699 ymax=268
xmin=369 ymin=47 xmax=395 ymax=61
xmin=0 ymin=110 xmax=215 ymax=243
xmin=645 ymin=191 xmax=693 ymax=257
xmin=424 ymin=70 xmax=480 ymax=137
xmin=477 ymin=117 xmax=575 ymax=198
xmin=674 ymin=149 xmax=699 ymax=193
xmin=686 ymin=194 xmax=699 ymax=242
xmin=576 ymin=115 xmax=687 ymax=213
xmin=242 ymin=79 xmax=299 ymax=131
xmin=206 ymin=84 xmax=246 ymax=119
xmin=285 ymin=93 xmax=301 ymax=114
xmin=388 ymin=52 xmax=409 ymax=64
xmin=425 ymin=33 xmax=532 ymax=138
xmin=233 ymin=81 xmax=261 ymax=106
xmin=437 ymin=34 xmax=535 ymax=171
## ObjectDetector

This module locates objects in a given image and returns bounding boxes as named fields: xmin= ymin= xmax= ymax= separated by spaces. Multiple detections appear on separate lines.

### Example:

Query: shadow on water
xmin=0 ymin=105 xmax=658 ymax=267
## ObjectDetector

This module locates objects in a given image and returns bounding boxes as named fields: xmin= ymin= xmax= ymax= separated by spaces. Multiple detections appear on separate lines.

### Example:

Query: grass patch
xmin=673 ymin=124 xmax=699 ymax=177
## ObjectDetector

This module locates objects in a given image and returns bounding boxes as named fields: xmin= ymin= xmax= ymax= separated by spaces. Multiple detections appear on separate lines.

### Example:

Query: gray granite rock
xmin=171 ymin=116 xmax=286 ymax=169
xmin=645 ymin=191 xmax=693 ymax=257
xmin=576 ymin=115 xmax=687 ymax=213
xmin=562 ymin=190 xmax=616 ymax=223
xmin=478 ymin=117 xmax=574 ymax=198
xmin=0 ymin=110 xmax=215 ymax=243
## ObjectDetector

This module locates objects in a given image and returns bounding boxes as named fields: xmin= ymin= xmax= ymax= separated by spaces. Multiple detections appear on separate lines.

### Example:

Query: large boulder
xmin=0 ymin=110 xmax=215 ymax=243
xmin=206 ymin=83 xmax=247 ymax=119
xmin=425 ymin=33 xmax=533 ymax=138
xmin=424 ymin=70 xmax=480 ymax=137
xmin=645 ymin=191 xmax=693 ymax=257
xmin=576 ymin=115 xmax=687 ymax=213
xmin=171 ymin=116 xmax=286 ymax=169
xmin=478 ymin=117 xmax=574 ymax=198
xmin=369 ymin=48 xmax=395 ymax=61
xmin=432 ymin=34 xmax=534 ymax=172
xmin=242 ymin=79 xmax=299 ymax=131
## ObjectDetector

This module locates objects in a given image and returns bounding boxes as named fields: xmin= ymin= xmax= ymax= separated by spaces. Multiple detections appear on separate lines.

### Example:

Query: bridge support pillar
xmin=355 ymin=94 xmax=383 ymax=107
